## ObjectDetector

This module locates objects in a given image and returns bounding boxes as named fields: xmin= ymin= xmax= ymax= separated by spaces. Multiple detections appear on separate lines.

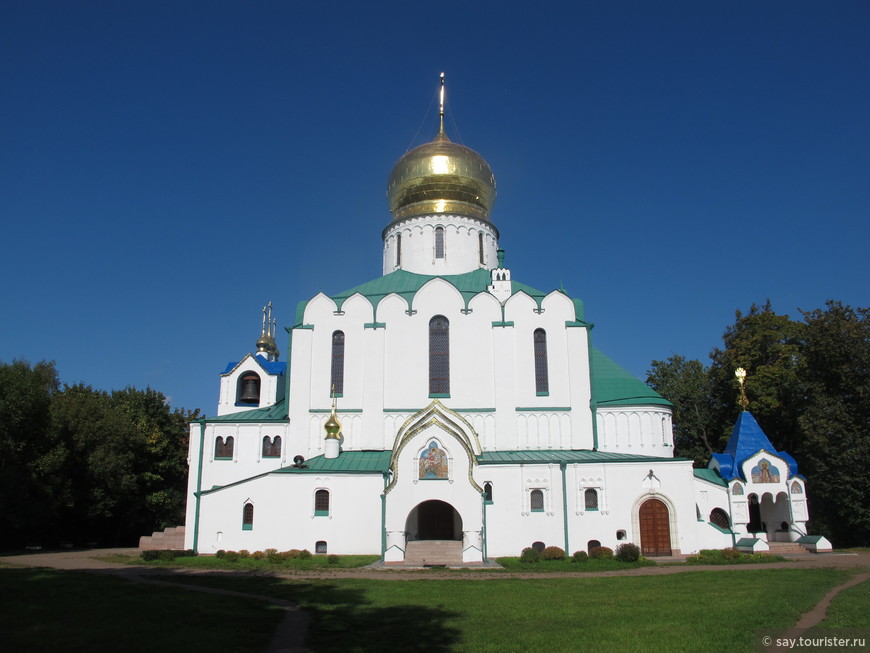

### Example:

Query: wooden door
xmin=639 ymin=498 xmax=672 ymax=556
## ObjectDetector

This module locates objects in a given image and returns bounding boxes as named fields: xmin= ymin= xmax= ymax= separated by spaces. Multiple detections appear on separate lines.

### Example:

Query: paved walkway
xmin=2 ymin=548 xmax=869 ymax=652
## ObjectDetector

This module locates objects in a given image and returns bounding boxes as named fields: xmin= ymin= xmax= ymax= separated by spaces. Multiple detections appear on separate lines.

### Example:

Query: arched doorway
xmin=639 ymin=498 xmax=672 ymax=556
xmin=407 ymin=500 xmax=461 ymax=541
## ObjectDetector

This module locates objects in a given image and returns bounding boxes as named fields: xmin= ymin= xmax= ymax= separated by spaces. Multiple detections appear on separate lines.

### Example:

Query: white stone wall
xmin=382 ymin=215 xmax=499 ymax=276
xmin=217 ymin=354 xmax=285 ymax=417
xmin=596 ymin=406 xmax=674 ymax=456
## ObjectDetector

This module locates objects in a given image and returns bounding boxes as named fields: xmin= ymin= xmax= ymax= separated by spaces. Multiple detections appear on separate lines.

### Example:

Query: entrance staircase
xmin=139 ymin=526 xmax=185 ymax=551
xmin=767 ymin=541 xmax=808 ymax=555
xmin=404 ymin=540 xmax=463 ymax=566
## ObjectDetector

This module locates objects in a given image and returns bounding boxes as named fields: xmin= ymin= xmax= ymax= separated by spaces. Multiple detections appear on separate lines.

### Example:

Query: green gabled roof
xmin=694 ymin=468 xmax=727 ymax=487
xmin=589 ymin=346 xmax=671 ymax=407
xmin=203 ymin=399 xmax=289 ymax=423
xmin=273 ymin=451 xmax=392 ymax=474
xmin=477 ymin=449 xmax=686 ymax=465
xmin=294 ymin=269 xmax=584 ymax=320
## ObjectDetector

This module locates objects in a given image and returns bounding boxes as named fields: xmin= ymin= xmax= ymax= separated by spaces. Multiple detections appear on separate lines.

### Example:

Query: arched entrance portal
xmin=639 ymin=498 xmax=672 ymax=557
xmin=407 ymin=500 xmax=461 ymax=541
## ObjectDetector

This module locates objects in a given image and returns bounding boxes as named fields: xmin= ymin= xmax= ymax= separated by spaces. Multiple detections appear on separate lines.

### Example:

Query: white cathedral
xmin=181 ymin=81 xmax=825 ymax=563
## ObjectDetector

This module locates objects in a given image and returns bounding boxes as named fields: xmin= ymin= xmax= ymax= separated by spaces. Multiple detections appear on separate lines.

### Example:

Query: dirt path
xmin=3 ymin=548 xmax=869 ymax=652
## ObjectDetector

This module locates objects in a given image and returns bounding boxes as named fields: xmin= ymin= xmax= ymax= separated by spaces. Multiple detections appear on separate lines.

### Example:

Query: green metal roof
xmin=694 ymin=468 xmax=727 ymax=487
xmin=477 ymin=449 xmax=686 ymax=465
xmin=202 ymin=399 xmax=289 ymax=423
xmin=273 ymin=451 xmax=392 ymax=474
xmin=589 ymin=347 xmax=671 ymax=407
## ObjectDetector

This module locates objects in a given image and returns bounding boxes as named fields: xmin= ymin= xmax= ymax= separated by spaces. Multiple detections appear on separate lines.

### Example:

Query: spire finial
xmin=735 ymin=368 xmax=749 ymax=411
xmin=261 ymin=304 xmax=268 ymax=336
xmin=438 ymin=72 xmax=446 ymax=136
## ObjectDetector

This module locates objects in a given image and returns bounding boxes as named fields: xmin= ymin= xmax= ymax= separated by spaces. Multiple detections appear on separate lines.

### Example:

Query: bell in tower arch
xmin=238 ymin=373 xmax=261 ymax=404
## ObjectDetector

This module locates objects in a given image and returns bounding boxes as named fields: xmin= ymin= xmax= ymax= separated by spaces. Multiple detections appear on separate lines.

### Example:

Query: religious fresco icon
xmin=751 ymin=459 xmax=780 ymax=484
xmin=419 ymin=441 xmax=449 ymax=479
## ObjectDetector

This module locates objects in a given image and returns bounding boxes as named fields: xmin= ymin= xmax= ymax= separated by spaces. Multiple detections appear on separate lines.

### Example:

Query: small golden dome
xmin=324 ymin=410 xmax=341 ymax=440
xmin=387 ymin=129 xmax=496 ymax=223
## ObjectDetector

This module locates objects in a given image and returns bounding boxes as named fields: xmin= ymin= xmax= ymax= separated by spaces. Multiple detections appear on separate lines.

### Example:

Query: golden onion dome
xmin=324 ymin=410 xmax=342 ymax=440
xmin=387 ymin=129 xmax=496 ymax=223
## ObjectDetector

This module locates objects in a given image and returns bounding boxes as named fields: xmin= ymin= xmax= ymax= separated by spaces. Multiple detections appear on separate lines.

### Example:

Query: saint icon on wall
xmin=419 ymin=441 xmax=448 ymax=479
xmin=751 ymin=459 xmax=780 ymax=484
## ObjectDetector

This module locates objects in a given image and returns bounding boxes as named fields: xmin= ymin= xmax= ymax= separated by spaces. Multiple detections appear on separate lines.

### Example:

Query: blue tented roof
xmin=711 ymin=411 xmax=799 ymax=481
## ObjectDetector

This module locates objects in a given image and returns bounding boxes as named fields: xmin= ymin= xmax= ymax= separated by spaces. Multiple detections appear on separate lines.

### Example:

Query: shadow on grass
xmin=149 ymin=571 xmax=463 ymax=652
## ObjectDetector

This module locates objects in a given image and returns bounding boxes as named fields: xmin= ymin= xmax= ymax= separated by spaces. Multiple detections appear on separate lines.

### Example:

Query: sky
xmin=2 ymin=1 xmax=868 ymax=415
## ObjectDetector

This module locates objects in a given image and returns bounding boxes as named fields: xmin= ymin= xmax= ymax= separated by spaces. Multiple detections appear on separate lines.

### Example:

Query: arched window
xmin=262 ymin=435 xmax=281 ymax=458
xmin=484 ymin=482 xmax=493 ymax=503
xmin=710 ymin=508 xmax=730 ymax=529
xmin=215 ymin=436 xmax=234 ymax=459
xmin=584 ymin=488 xmax=599 ymax=511
xmin=435 ymin=226 xmax=445 ymax=259
xmin=616 ymin=530 xmax=627 ymax=541
xmin=478 ymin=232 xmax=484 ymax=265
xmin=429 ymin=316 xmax=450 ymax=395
xmin=331 ymin=331 xmax=345 ymax=396
xmin=534 ymin=329 xmax=549 ymax=394
xmin=791 ymin=481 xmax=803 ymax=495
xmin=396 ymin=233 xmax=402 ymax=267
xmin=237 ymin=372 xmax=261 ymax=405
xmin=587 ymin=539 xmax=601 ymax=553
xmin=314 ymin=489 xmax=330 ymax=516
xmin=732 ymin=483 xmax=744 ymax=496
xmin=530 ymin=489 xmax=544 ymax=512
xmin=242 ymin=503 xmax=254 ymax=531
xmin=532 ymin=541 xmax=545 ymax=553
xmin=315 ymin=540 xmax=327 ymax=554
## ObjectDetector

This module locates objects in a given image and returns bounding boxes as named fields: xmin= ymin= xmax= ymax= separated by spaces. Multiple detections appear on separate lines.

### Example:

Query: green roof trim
xmin=274 ymin=451 xmax=392 ymax=474
xmin=203 ymin=400 xmax=289 ymax=423
xmin=589 ymin=346 xmax=671 ymax=407
xmin=707 ymin=521 xmax=733 ymax=534
xmin=797 ymin=535 xmax=825 ymax=544
xmin=694 ymin=468 xmax=727 ymax=487
xmin=477 ymin=449 xmax=688 ymax=465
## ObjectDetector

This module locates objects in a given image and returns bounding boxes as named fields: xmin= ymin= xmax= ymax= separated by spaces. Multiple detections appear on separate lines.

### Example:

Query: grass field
xmin=1 ymin=565 xmax=865 ymax=652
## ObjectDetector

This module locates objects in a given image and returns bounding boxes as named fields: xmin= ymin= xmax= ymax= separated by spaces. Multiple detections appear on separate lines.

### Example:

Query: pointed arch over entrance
xmin=639 ymin=498 xmax=672 ymax=556
xmin=406 ymin=500 xmax=462 ymax=541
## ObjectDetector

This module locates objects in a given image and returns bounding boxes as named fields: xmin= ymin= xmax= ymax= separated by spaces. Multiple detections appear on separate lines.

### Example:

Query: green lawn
xmin=819 ymin=577 xmax=870 ymax=628
xmin=153 ymin=568 xmax=855 ymax=652
xmin=2 ymin=565 xmax=863 ymax=652
xmin=0 ymin=567 xmax=284 ymax=653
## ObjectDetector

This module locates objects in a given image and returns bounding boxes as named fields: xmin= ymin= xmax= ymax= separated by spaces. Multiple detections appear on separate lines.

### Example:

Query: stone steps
xmin=404 ymin=540 xmax=463 ymax=566
xmin=139 ymin=525 xmax=186 ymax=551
xmin=767 ymin=541 xmax=807 ymax=554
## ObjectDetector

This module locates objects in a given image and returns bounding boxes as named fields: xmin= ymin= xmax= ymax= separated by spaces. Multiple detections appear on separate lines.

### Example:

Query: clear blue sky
xmin=2 ymin=1 xmax=867 ymax=415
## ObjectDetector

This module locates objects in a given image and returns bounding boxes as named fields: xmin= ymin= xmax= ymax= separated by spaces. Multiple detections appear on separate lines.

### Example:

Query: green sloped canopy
xmin=589 ymin=347 xmax=671 ymax=407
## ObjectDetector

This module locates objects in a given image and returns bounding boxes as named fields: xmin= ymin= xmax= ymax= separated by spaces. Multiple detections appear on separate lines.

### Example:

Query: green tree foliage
xmin=647 ymin=301 xmax=870 ymax=546
xmin=0 ymin=360 xmax=197 ymax=549
xmin=646 ymin=355 xmax=716 ymax=464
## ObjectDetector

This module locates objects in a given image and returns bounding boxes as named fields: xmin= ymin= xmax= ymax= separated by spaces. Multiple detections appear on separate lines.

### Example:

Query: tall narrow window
xmin=585 ymin=488 xmax=599 ymax=511
xmin=478 ymin=232 xmax=484 ymax=265
xmin=530 ymin=489 xmax=544 ymax=512
xmin=534 ymin=329 xmax=549 ymax=394
xmin=242 ymin=503 xmax=254 ymax=530
xmin=331 ymin=331 xmax=345 ymax=396
xmin=396 ymin=234 xmax=402 ymax=267
xmin=429 ymin=315 xmax=450 ymax=395
xmin=435 ymin=226 xmax=445 ymax=259
xmin=262 ymin=436 xmax=281 ymax=458
xmin=484 ymin=482 xmax=493 ymax=503
xmin=314 ymin=489 xmax=330 ymax=516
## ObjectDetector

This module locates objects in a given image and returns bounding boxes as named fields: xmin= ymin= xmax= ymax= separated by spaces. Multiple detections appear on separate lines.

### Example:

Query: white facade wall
xmin=596 ymin=406 xmax=674 ymax=456
xmin=693 ymin=478 xmax=734 ymax=550
xmin=382 ymin=215 xmax=499 ymax=275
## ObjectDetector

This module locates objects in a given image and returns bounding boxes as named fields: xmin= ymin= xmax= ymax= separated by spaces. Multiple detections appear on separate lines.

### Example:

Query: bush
xmin=572 ymin=550 xmax=588 ymax=563
xmin=328 ymin=554 xmax=339 ymax=565
xmin=140 ymin=549 xmax=195 ymax=562
xmin=298 ymin=549 xmax=312 ymax=559
xmin=286 ymin=549 xmax=302 ymax=559
xmin=520 ymin=547 xmax=540 ymax=563
xmin=540 ymin=546 xmax=566 ymax=560
xmin=224 ymin=551 xmax=240 ymax=562
xmin=251 ymin=550 xmax=265 ymax=560
xmin=722 ymin=547 xmax=741 ymax=560
xmin=265 ymin=548 xmax=281 ymax=563
xmin=589 ymin=546 xmax=613 ymax=560
xmin=238 ymin=550 xmax=250 ymax=558
xmin=615 ymin=543 xmax=640 ymax=563
xmin=215 ymin=549 xmax=226 ymax=559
